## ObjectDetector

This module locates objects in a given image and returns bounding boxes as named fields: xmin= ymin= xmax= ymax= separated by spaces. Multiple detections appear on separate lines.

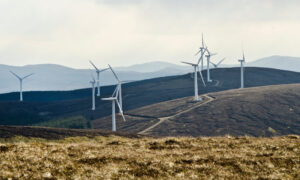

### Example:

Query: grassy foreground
xmin=0 ymin=135 xmax=300 ymax=179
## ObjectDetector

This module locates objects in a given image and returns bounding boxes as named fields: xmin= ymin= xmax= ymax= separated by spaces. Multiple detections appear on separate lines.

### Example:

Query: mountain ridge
xmin=1 ymin=55 xmax=300 ymax=93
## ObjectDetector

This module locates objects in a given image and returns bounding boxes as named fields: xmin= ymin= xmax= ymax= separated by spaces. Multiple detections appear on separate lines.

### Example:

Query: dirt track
xmin=138 ymin=94 xmax=215 ymax=135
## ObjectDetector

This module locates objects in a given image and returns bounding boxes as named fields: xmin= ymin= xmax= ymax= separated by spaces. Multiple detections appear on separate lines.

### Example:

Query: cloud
xmin=0 ymin=0 xmax=300 ymax=68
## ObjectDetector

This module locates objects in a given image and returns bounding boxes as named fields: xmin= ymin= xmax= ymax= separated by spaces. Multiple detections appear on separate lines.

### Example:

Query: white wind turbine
xmin=210 ymin=58 xmax=226 ymax=68
xmin=102 ymin=85 xmax=126 ymax=132
xmin=195 ymin=33 xmax=206 ymax=71
xmin=89 ymin=61 xmax=109 ymax=97
xmin=9 ymin=71 xmax=34 ymax=102
xmin=238 ymin=51 xmax=246 ymax=88
xmin=90 ymin=74 xmax=96 ymax=111
xmin=108 ymin=64 xmax=128 ymax=113
xmin=205 ymin=47 xmax=217 ymax=82
xmin=181 ymin=50 xmax=206 ymax=101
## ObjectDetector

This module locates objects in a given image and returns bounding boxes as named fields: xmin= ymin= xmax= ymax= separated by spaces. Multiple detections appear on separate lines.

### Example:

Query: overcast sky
xmin=0 ymin=0 xmax=300 ymax=68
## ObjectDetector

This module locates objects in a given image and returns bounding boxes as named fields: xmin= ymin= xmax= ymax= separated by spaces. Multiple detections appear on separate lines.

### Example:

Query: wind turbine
xmin=90 ymin=74 xmax=96 ymax=111
xmin=108 ymin=64 xmax=126 ymax=113
xmin=205 ymin=48 xmax=217 ymax=82
xmin=102 ymin=85 xmax=126 ymax=132
xmin=9 ymin=71 xmax=34 ymax=102
xmin=210 ymin=58 xmax=226 ymax=68
xmin=195 ymin=33 xmax=206 ymax=71
xmin=89 ymin=61 xmax=109 ymax=97
xmin=238 ymin=51 xmax=246 ymax=88
xmin=181 ymin=51 xmax=206 ymax=101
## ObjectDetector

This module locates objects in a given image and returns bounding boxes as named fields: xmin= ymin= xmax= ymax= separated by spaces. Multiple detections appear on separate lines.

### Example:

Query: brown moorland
xmin=0 ymin=135 xmax=299 ymax=179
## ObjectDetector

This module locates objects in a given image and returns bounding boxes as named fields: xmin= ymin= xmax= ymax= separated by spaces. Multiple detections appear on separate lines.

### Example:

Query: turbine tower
xmin=89 ymin=61 xmax=108 ymax=97
xmin=238 ymin=52 xmax=246 ymax=88
xmin=90 ymin=74 xmax=96 ymax=111
xmin=102 ymin=85 xmax=126 ymax=132
xmin=10 ymin=71 xmax=34 ymax=102
xmin=210 ymin=58 xmax=226 ymax=68
xmin=205 ymin=48 xmax=217 ymax=82
xmin=181 ymin=50 xmax=206 ymax=101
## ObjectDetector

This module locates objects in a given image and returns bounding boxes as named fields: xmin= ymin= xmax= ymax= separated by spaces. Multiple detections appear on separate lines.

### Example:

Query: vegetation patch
xmin=33 ymin=116 xmax=91 ymax=129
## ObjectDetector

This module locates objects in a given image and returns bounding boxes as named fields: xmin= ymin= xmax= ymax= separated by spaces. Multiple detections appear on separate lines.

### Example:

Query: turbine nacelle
xmin=90 ymin=60 xmax=108 ymax=96
xmin=9 ymin=70 xmax=34 ymax=102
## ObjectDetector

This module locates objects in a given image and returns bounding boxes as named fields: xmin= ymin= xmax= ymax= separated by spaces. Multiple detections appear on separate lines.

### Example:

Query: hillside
xmin=1 ymin=67 xmax=300 ymax=127
xmin=247 ymin=55 xmax=300 ymax=72
xmin=93 ymin=84 xmax=300 ymax=137
xmin=0 ymin=134 xmax=299 ymax=179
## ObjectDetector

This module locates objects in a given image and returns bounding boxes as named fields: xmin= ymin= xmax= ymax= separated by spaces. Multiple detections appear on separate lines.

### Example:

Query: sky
xmin=0 ymin=0 xmax=300 ymax=69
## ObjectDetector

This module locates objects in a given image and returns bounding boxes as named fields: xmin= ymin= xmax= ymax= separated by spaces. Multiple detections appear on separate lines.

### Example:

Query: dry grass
xmin=0 ymin=135 xmax=300 ymax=179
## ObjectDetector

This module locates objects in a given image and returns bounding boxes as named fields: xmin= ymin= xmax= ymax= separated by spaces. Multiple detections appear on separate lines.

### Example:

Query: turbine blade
xmin=217 ymin=58 xmax=226 ymax=66
xmin=102 ymin=97 xmax=117 ymax=101
xmin=181 ymin=61 xmax=196 ymax=66
xmin=100 ymin=68 xmax=109 ymax=73
xmin=23 ymin=73 xmax=34 ymax=79
xmin=206 ymin=48 xmax=210 ymax=55
xmin=112 ymin=84 xmax=120 ymax=97
xmin=121 ymin=80 xmax=135 ymax=83
xmin=116 ymin=100 xmax=126 ymax=122
xmin=204 ymin=42 xmax=208 ymax=50
xmin=194 ymin=49 xmax=201 ymax=56
xmin=198 ymin=66 xmax=206 ymax=87
xmin=197 ymin=51 xmax=205 ymax=65
xmin=9 ymin=70 xmax=21 ymax=80
xmin=89 ymin=61 xmax=99 ymax=71
xmin=108 ymin=64 xmax=120 ymax=82
xmin=210 ymin=62 xmax=217 ymax=66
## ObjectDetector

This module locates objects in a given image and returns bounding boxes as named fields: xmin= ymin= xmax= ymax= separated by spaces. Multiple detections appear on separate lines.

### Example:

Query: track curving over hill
xmin=93 ymin=83 xmax=300 ymax=137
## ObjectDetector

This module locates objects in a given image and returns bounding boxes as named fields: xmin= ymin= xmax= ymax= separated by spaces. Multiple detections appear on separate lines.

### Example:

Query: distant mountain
xmin=115 ymin=61 xmax=189 ymax=73
xmin=1 ymin=56 xmax=300 ymax=93
xmin=247 ymin=56 xmax=300 ymax=72
xmin=0 ymin=62 xmax=190 ymax=93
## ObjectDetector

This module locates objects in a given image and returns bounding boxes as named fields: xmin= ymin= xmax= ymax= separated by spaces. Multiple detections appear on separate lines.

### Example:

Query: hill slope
xmin=93 ymin=84 xmax=300 ymax=137
xmin=1 ymin=67 xmax=300 ymax=127
xmin=247 ymin=55 xmax=300 ymax=72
